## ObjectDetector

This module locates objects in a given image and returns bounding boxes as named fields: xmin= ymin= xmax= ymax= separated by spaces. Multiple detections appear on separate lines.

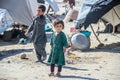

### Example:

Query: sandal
xmin=48 ymin=73 xmax=54 ymax=76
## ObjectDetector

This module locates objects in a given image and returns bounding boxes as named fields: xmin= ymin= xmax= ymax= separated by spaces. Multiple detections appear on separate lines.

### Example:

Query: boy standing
xmin=25 ymin=5 xmax=47 ymax=62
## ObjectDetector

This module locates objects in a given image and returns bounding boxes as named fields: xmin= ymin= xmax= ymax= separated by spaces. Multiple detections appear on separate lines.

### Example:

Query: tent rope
xmin=111 ymin=33 xmax=120 ymax=38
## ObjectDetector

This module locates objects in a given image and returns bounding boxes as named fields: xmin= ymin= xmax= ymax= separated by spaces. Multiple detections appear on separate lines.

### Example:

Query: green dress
xmin=48 ymin=31 xmax=68 ymax=66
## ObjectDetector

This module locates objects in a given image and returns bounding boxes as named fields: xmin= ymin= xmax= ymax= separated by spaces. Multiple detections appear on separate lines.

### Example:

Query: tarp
xmin=102 ymin=5 xmax=120 ymax=27
xmin=45 ymin=0 xmax=59 ymax=13
xmin=0 ymin=0 xmax=59 ymax=26
xmin=75 ymin=0 xmax=120 ymax=29
xmin=0 ymin=0 xmax=38 ymax=26
xmin=37 ymin=0 xmax=45 ymax=4
xmin=0 ymin=9 xmax=13 ymax=33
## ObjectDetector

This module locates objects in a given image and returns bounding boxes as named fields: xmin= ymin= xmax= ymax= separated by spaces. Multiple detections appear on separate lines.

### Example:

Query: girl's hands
xmin=25 ymin=32 xmax=29 ymax=37
xmin=64 ymin=45 xmax=72 ymax=52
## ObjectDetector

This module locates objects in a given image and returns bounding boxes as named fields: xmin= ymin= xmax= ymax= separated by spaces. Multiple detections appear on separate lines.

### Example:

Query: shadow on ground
xmin=43 ymin=62 xmax=88 ymax=72
xmin=63 ymin=66 xmax=88 ymax=71
xmin=0 ymin=39 xmax=18 ymax=46
xmin=0 ymin=49 xmax=33 ymax=60
xmin=76 ymin=42 xmax=120 ymax=53
xmin=59 ymin=75 xmax=98 ymax=80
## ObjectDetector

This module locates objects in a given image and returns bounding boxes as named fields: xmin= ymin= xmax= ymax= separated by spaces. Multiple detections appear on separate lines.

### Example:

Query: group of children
xmin=25 ymin=5 xmax=69 ymax=77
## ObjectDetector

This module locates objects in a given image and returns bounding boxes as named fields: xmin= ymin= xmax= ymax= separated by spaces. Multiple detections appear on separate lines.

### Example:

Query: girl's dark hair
xmin=38 ymin=5 xmax=46 ymax=12
xmin=55 ymin=20 xmax=65 ymax=29
xmin=53 ymin=18 xmax=59 ymax=26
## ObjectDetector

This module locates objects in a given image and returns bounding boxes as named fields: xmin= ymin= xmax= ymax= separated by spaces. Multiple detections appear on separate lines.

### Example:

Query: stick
xmin=90 ymin=24 xmax=101 ymax=44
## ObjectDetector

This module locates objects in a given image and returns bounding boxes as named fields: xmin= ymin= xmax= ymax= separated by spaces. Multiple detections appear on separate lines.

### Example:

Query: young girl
xmin=48 ymin=19 xmax=68 ymax=77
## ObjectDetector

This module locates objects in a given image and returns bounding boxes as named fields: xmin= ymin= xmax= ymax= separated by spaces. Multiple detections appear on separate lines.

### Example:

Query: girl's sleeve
xmin=50 ymin=33 xmax=53 ymax=47
xmin=63 ymin=34 xmax=68 ymax=48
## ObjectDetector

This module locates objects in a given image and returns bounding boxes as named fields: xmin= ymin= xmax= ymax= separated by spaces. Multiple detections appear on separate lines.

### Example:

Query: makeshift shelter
xmin=37 ymin=0 xmax=45 ymax=4
xmin=45 ymin=0 xmax=59 ymax=13
xmin=0 ymin=9 xmax=13 ymax=33
xmin=71 ymin=0 xmax=120 ymax=50
xmin=75 ymin=0 xmax=120 ymax=29
xmin=0 ymin=0 xmax=59 ymax=26
xmin=0 ymin=0 xmax=38 ymax=26
xmin=64 ymin=9 xmax=78 ymax=22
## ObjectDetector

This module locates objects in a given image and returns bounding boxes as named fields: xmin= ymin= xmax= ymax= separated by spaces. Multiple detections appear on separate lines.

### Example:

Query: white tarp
xmin=0 ymin=9 xmax=13 ymax=33
xmin=75 ymin=0 xmax=98 ymax=28
xmin=45 ymin=0 xmax=59 ymax=13
xmin=102 ymin=5 xmax=120 ymax=27
xmin=0 ymin=0 xmax=38 ymax=26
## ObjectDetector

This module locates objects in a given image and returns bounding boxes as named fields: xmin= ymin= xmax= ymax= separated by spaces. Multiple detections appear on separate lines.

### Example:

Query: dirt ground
xmin=0 ymin=22 xmax=120 ymax=80
xmin=0 ymin=0 xmax=120 ymax=80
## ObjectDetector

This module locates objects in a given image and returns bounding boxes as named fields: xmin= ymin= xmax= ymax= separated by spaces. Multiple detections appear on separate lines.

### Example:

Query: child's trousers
xmin=50 ymin=64 xmax=62 ymax=72
xmin=33 ymin=43 xmax=46 ymax=61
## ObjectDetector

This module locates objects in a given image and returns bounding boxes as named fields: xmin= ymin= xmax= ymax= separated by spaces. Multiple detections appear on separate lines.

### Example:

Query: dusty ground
xmin=0 ymin=0 xmax=120 ymax=80
xmin=0 ymin=22 xmax=120 ymax=80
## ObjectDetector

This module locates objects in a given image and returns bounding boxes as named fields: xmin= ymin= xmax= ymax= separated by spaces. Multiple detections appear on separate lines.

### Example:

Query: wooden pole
xmin=90 ymin=24 xmax=102 ymax=44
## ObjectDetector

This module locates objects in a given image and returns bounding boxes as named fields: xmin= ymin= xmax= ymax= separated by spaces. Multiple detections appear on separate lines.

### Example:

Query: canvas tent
xmin=0 ymin=0 xmax=59 ymax=26
xmin=0 ymin=0 xmax=38 ymax=26
xmin=45 ymin=0 xmax=59 ymax=13
xmin=0 ymin=9 xmax=13 ymax=33
xmin=102 ymin=5 xmax=120 ymax=28
xmin=75 ymin=0 xmax=120 ymax=29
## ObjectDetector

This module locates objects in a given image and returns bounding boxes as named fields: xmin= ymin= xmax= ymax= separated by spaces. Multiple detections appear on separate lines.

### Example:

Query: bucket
xmin=80 ymin=31 xmax=91 ymax=37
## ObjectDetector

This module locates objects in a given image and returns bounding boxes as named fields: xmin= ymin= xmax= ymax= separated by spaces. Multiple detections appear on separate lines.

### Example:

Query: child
xmin=25 ymin=5 xmax=47 ymax=62
xmin=68 ymin=0 xmax=75 ymax=9
xmin=48 ymin=19 xmax=68 ymax=77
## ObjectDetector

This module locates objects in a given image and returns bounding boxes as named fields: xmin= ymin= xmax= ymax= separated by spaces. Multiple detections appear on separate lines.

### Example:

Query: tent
xmin=45 ymin=0 xmax=59 ymax=13
xmin=75 ymin=0 xmax=120 ymax=29
xmin=0 ymin=9 xmax=13 ymax=33
xmin=0 ymin=0 xmax=38 ymax=26
xmin=0 ymin=0 xmax=59 ymax=26
xmin=37 ymin=0 xmax=45 ymax=4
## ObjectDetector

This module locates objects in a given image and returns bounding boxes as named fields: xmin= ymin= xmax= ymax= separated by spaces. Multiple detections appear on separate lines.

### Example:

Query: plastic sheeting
xmin=45 ymin=0 xmax=59 ymax=13
xmin=0 ymin=0 xmax=38 ymax=26
xmin=0 ymin=9 xmax=13 ymax=33
xmin=75 ymin=0 xmax=98 ymax=29
xmin=102 ymin=5 xmax=120 ymax=27
xmin=75 ymin=0 xmax=120 ymax=29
